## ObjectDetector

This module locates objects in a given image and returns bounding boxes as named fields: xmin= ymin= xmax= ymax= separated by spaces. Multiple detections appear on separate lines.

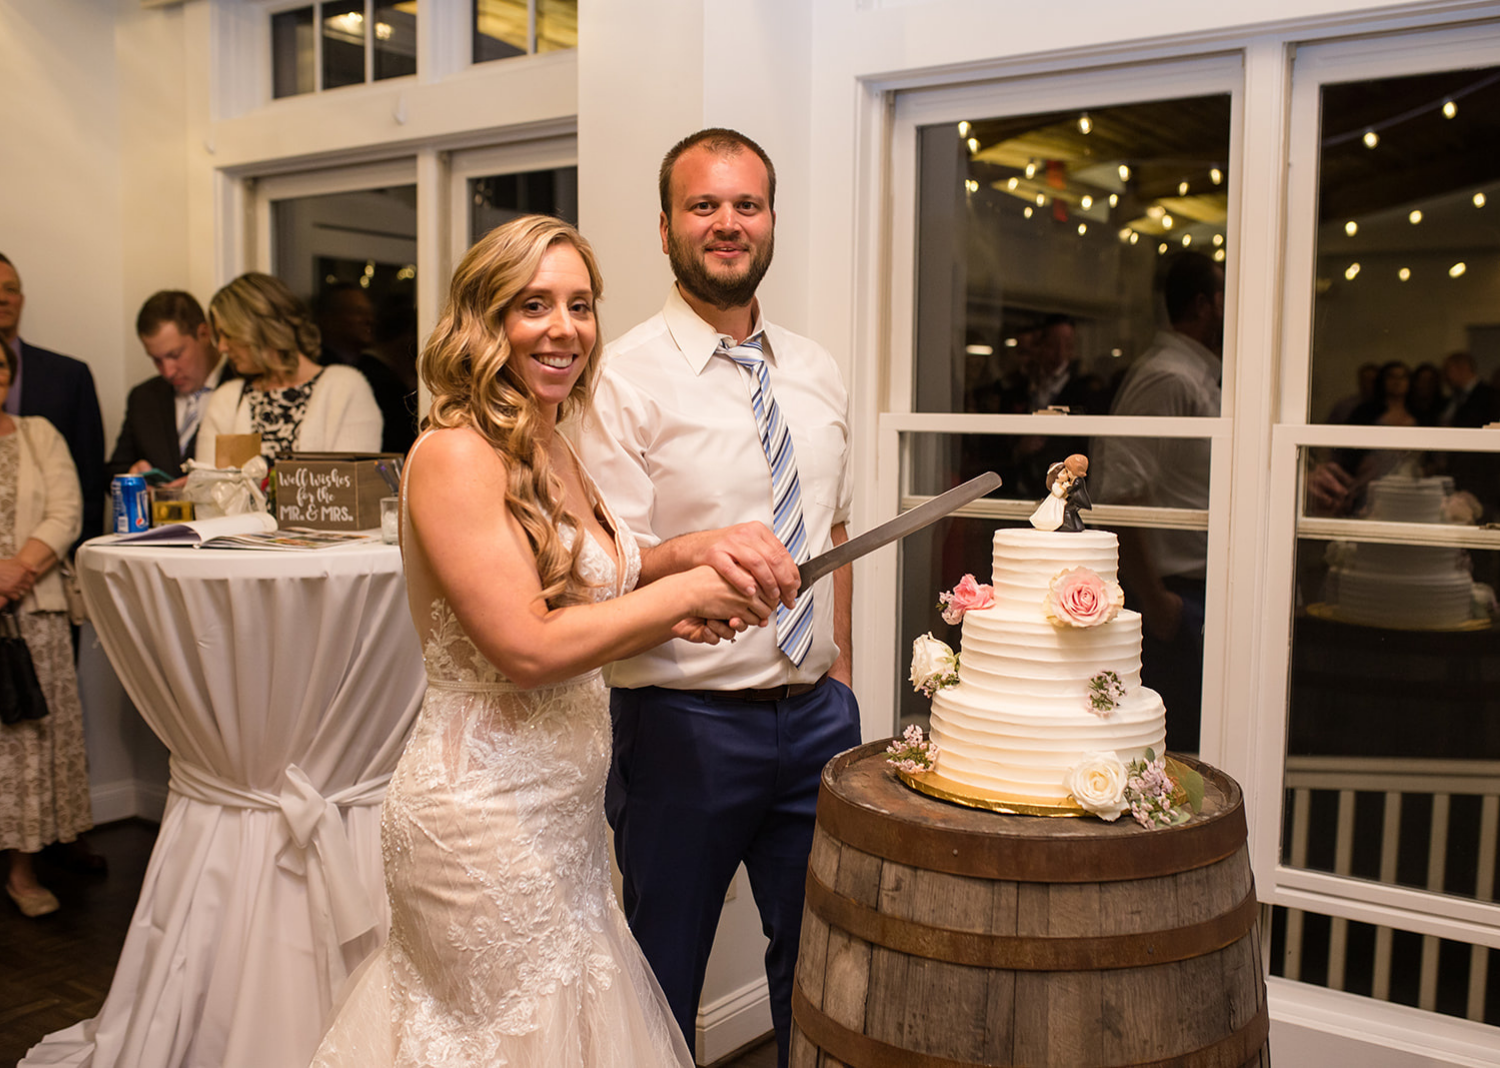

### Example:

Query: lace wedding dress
xmin=310 ymin=437 xmax=693 ymax=1068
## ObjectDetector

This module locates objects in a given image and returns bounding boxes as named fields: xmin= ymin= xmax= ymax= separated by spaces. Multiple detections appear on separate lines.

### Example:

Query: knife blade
xmin=797 ymin=471 xmax=1002 ymax=589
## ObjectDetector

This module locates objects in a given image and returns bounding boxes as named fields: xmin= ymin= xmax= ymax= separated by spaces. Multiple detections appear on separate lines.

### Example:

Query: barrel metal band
xmin=792 ymin=981 xmax=1270 ymax=1068
xmin=804 ymin=869 xmax=1260 ymax=971
xmin=816 ymin=767 xmax=1246 ymax=884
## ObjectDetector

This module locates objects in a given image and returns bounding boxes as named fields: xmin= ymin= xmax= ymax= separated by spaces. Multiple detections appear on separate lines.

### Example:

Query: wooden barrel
xmin=790 ymin=742 xmax=1269 ymax=1067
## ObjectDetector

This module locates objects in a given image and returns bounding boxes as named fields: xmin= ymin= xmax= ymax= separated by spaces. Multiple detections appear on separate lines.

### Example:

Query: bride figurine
xmin=1029 ymin=453 xmax=1093 ymax=532
xmin=309 ymin=216 xmax=770 ymax=1068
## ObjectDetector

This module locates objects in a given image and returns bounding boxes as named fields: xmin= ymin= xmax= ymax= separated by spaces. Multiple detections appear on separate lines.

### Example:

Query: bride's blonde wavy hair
xmin=422 ymin=215 xmax=606 ymax=608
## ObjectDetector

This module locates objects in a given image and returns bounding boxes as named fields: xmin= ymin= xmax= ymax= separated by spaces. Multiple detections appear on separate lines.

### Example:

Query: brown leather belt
xmin=684 ymin=672 xmax=829 ymax=703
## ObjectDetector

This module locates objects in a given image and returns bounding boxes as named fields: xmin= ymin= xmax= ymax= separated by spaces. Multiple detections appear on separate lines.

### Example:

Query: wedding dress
xmin=310 ymin=434 xmax=693 ymax=1067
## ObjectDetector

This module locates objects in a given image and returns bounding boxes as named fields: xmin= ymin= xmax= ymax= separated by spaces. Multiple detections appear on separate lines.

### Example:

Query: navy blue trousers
xmin=607 ymin=679 xmax=862 ymax=1068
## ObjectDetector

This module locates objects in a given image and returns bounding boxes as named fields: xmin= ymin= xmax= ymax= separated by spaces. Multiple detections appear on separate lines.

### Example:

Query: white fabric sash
xmin=169 ymin=756 xmax=388 ymax=947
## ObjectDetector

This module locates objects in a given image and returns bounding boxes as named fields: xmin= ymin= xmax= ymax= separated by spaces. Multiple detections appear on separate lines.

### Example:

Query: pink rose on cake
xmin=938 ymin=573 xmax=995 ymax=625
xmin=1065 ymin=751 xmax=1129 ymax=821
xmin=1044 ymin=566 xmax=1123 ymax=628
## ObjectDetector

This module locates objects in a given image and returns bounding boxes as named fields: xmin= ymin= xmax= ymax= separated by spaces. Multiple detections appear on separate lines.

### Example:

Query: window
xmin=271 ymin=1 xmax=418 ymax=99
xmin=473 ymin=0 xmax=576 ymax=63
xmin=889 ymin=59 xmax=1239 ymax=756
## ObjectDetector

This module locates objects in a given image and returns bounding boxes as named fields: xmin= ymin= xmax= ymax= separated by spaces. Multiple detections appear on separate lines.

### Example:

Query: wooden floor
xmin=1 ymin=819 xmax=778 ymax=1068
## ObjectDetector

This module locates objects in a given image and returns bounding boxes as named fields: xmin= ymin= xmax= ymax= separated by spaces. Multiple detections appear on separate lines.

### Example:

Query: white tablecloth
xmin=23 ymin=538 xmax=425 ymax=1068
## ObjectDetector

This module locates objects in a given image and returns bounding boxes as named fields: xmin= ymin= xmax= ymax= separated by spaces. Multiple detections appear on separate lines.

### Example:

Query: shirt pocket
xmin=799 ymin=425 xmax=849 ymax=510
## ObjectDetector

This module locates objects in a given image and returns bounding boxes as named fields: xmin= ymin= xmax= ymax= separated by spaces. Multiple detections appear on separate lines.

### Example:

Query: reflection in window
xmin=271 ymin=2 xmax=418 ymax=99
xmin=914 ymin=95 xmax=1231 ymax=418
xmin=473 ymin=0 xmax=577 ymax=63
xmin=1310 ymin=67 xmax=1500 ymax=427
xmin=468 ymin=166 xmax=578 ymax=246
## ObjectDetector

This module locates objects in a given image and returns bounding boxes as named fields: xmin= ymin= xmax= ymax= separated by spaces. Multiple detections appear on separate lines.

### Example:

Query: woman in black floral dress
xmin=195 ymin=273 xmax=382 ymax=466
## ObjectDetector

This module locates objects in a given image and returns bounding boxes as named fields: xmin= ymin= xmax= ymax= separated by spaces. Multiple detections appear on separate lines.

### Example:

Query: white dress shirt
xmin=575 ymin=284 xmax=852 ymax=691
xmin=1095 ymin=329 xmax=1221 ymax=580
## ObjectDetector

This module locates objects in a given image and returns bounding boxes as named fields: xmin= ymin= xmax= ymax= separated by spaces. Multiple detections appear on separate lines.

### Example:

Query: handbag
xmin=0 ymin=605 xmax=49 ymax=725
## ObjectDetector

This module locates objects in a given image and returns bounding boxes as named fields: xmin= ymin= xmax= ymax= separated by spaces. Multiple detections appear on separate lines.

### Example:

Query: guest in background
xmin=1349 ymin=361 xmax=1416 ymax=428
xmin=196 ymin=273 xmax=381 ymax=466
xmin=108 ymin=291 xmax=234 ymax=482
xmin=1408 ymin=361 xmax=1444 ymax=426
xmin=317 ymin=283 xmax=417 ymax=455
xmin=1440 ymin=351 xmax=1498 ymax=428
xmin=0 ymin=254 xmax=105 ymax=544
xmin=0 ymin=355 xmax=91 ymax=918
xmin=1325 ymin=361 xmax=1378 ymax=424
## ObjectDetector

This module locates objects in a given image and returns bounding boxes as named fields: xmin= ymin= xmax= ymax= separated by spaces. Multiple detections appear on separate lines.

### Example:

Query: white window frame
xmin=1253 ymin=20 xmax=1500 ymax=949
xmin=881 ymin=54 xmax=1244 ymax=763
xmin=446 ymin=134 xmax=578 ymax=260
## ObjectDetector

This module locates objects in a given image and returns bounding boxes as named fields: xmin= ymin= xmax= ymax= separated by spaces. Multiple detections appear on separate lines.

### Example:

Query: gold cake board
xmin=1306 ymin=602 xmax=1491 ymax=633
xmin=896 ymin=767 xmax=1087 ymax=817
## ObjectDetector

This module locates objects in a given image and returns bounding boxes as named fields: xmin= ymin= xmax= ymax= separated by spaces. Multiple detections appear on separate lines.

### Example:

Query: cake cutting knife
xmin=797 ymin=471 xmax=1001 ymax=588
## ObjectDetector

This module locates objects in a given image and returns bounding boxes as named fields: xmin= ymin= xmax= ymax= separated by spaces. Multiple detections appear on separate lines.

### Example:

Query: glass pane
xmin=1268 ymin=906 xmax=1500 ymax=1025
xmin=468 ymin=166 xmax=579 ymax=246
xmin=914 ymin=95 xmax=1231 ymax=419
xmin=373 ymin=1 xmax=417 ymax=81
xmin=272 ymin=7 xmax=315 ymax=99
xmin=322 ymin=0 xmax=368 ymax=90
xmin=474 ymin=0 xmax=528 ymax=62
xmin=1288 ymin=446 xmax=1500 ymax=906
xmin=536 ymin=0 xmax=577 ymax=53
xmin=272 ymin=186 xmax=420 ymax=455
xmin=1309 ymin=66 xmax=1500 ymax=426
xmin=898 ymin=432 xmax=1212 ymax=752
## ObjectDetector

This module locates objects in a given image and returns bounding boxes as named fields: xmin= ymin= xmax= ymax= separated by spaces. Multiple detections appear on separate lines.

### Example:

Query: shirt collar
xmin=662 ymin=283 xmax=769 ymax=375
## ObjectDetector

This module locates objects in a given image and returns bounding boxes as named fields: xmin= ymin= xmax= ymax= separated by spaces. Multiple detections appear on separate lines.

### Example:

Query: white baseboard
xmin=1268 ymin=977 xmax=1500 ymax=1067
xmin=695 ymin=976 xmax=772 ymax=1066
xmin=90 ymin=777 xmax=167 ymax=825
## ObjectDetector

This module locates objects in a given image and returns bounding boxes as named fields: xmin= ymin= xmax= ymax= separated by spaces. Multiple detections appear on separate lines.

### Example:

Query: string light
xmin=958 ymin=120 xmax=971 ymax=136
xmin=1210 ymin=167 xmax=1223 ymax=185
xmin=1213 ymin=249 xmax=1226 ymax=263
xmin=1025 ymin=161 xmax=1037 ymax=179
xmin=1023 ymin=206 xmax=1033 ymax=219
xmin=1081 ymin=195 xmax=1094 ymax=210
xmin=1450 ymin=262 xmax=1467 ymax=278
xmin=1182 ymin=234 xmax=1192 ymax=246
xmin=1119 ymin=227 xmax=1133 ymax=242
xmin=1398 ymin=267 xmax=1411 ymax=281
xmin=1475 ymin=192 xmax=1487 ymax=208
xmin=1363 ymin=130 xmax=1379 ymax=149
xmin=1108 ymin=193 xmax=1119 ymax=207
xmin=1035 ymin=193 xmax=1046 ymax=207
xmin=1078 ymin=223 xmax=1088 ymax=235
xmin=1344 ymin=221 xmax=1358 ymax=236
xmin=1161 ymin=214 xmax=1174 ymax=229
xmin=1007 ymin=177 xmax=1019 ymax=191
xmin=1111 ymin=348 xmax=1123 ymax=358
xmin=1129 ymin=232 xmax=1139 ymax=245
xmin=1345 ymin=263 xmax=1361 ymax=280
xmin=1078 ymin=113 xmax=1093 ymax=134
xmin=1213 ymin=233 xmax=1224 ymax=247
xmin=1158 ymin=242 xmax=1168 ymax=254
xmin=1409 ymin=209 xmax=1423 ymax=225
xmin=965 ymin=179 xmax=979 ymax=193
xmin=967 ymin=137 xmax=979 ymax=154
xmin=1005 ymin=337 xmax=1019 ymax=348
xmin=1442 ymin=100 xmax=1457 ymax=119
xmin=1178 ymin=181 xmax=1189 ymax=196
xmin=1118 ymin=164 xmax=1131 ymax=182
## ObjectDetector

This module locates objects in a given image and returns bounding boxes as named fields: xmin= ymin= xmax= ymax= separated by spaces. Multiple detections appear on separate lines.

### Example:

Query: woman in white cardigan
xmin=195 ymin=273 xmax=382 ymax=466
xmin=0 ymin=357 xmax=91 ymax=918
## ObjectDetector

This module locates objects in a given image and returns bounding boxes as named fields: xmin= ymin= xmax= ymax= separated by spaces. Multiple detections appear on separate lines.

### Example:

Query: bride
xmin=311 ymin=215 xmax=769 ymax=1067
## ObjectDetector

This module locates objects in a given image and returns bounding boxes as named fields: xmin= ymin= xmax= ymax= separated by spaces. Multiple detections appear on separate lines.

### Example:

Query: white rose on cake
xmin=1066 ymin=751 xmax=1129 ymax=820
xmin=910 ymin=632 xmax=959 ymax=697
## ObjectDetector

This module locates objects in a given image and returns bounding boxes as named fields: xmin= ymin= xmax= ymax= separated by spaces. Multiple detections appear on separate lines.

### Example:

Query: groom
xmin=578 ymin=128 xmax=860 ymax=1067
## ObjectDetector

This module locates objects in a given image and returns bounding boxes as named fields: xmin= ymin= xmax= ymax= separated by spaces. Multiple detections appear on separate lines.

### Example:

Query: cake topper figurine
xmin=1029 ymin=454 xmax=1092 ymax=532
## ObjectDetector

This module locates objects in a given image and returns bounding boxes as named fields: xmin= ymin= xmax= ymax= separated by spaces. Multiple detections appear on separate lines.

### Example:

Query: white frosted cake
xmin=928 ymin=529 xmax=1167 ymax=804
xmin=1325 ymin=475 xmax=1476 ymax=629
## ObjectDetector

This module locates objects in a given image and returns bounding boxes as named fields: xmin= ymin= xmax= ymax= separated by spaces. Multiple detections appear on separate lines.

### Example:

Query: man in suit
xmin=1440 ymin=351 xmax=1499 ymax=429
xmin=0 ymin=253 xmax=106 ymax=544
xmin=108 ymin=291 xmax=231 ymax=481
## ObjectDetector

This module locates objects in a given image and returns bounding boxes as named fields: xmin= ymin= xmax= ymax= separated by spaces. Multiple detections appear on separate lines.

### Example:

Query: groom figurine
xmin=578 ymin=128 xmax=860 ymax=1067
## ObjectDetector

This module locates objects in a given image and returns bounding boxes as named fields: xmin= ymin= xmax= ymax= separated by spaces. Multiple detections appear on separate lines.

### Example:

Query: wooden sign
xmin=275 ymin=452 xmax=402 ymax=531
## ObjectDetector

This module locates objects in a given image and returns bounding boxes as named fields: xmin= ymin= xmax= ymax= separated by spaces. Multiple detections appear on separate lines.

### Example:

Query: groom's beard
xmin=667 ymin=223 xmax=775 ymax=311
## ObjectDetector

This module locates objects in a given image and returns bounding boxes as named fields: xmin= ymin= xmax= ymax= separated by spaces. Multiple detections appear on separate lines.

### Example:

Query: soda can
xmin=112 ymin=475 xmax=151 ymax=533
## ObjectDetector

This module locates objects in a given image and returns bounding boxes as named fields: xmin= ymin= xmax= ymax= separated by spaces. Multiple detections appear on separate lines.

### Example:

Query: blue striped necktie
xmin=722 ymin=334 xmax=815 ymax=667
